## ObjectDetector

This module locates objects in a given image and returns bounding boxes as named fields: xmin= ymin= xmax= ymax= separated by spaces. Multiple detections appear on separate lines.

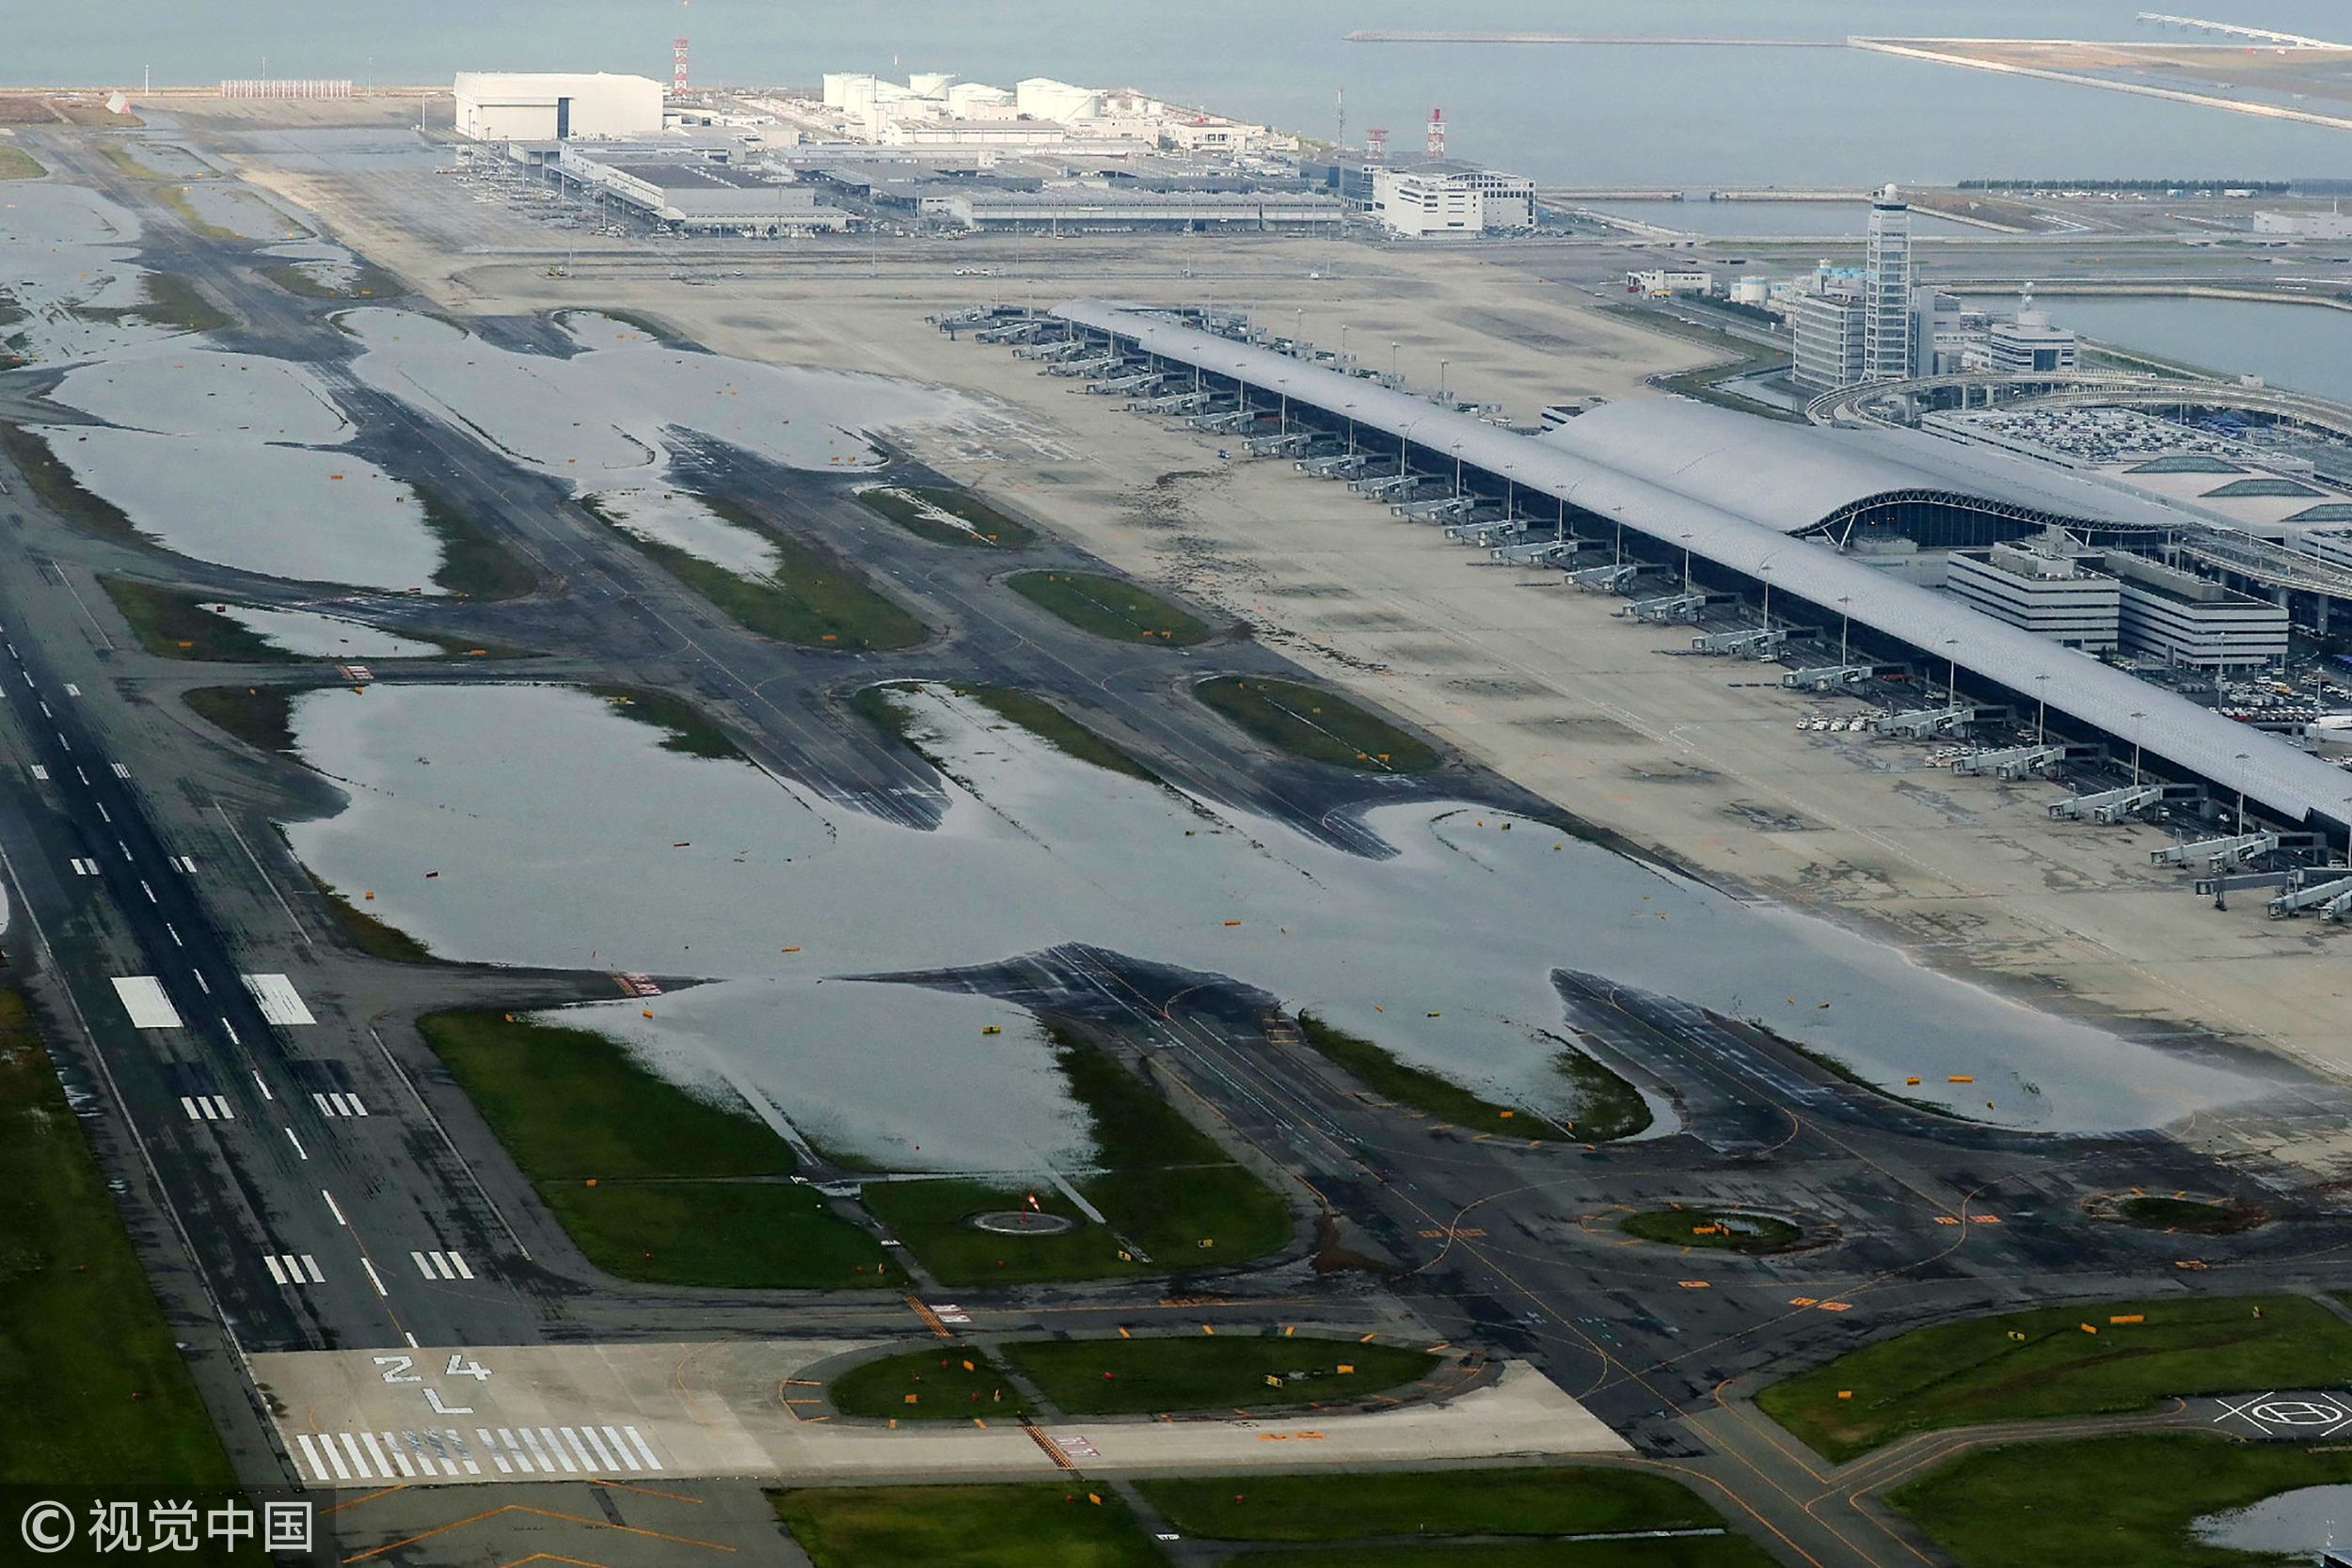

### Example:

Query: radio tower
xmin=1365 ymin=127 xmax=1389 ymax=164
xmin=673 ymin=35 xmax=691 ymax=94
xmin=1426 ymin=106 xmax=1446 ymax=159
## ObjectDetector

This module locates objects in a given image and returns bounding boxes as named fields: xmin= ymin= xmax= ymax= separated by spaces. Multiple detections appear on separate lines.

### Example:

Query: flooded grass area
xmin=858 ymin=485 xmax=1038 ymax=548
xmin=1759 ymin=1294 xmax=2352 ymax=1463
xmin=416 ymin=1009 xmax=892 ymax=1289
xmin=1891 ymin=1433 xmax=2352 ymax=1568
xmin=581 ymin=487 xmax=782 ymax=579
xmin=588 ymin=686 xmax=744 ymax=761
xmin=856 ymin=681 xmax=1159 ymax=785
xmin=863 ymin=1026 xmax=1292 ymax=1285
xmin=306 ymin=872 xmax=435 ymax=964
xmin=104 ymin=578 xmax=446 ymax=662
xmin=258 ymin=259 xmax=402 ymax=301
xmin=1194 ymin=675 xmax=1441 ymax=772
xmin=74 ymin=272 xmax=230 ymax=334
xmin=274 ymin=680 xmax=2272 ymax=1173
xmin=1296 ymin=1013 xmax=1641 ymax=1140
xmin=609 ymin=506 xmax=927 ymax=650
xmin=1005 ymin=1335 xmax=1436 ymax=1418
xmin=1006 ymin=569 xmax=1214 ymax=644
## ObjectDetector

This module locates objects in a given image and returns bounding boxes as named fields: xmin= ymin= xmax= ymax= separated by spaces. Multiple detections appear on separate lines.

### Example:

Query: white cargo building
xmin=453 ymin=72 xmax=664 ymax=142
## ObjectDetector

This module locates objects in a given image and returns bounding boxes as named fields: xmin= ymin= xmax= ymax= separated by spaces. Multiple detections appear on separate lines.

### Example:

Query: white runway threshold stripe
xmin=110 ymin=975 xmax=183 ymax=1030
xmin=242 ymin=974 xmax=316 ymax=1025
xmin=291 ymin=1424 xmax=661 ymax=1483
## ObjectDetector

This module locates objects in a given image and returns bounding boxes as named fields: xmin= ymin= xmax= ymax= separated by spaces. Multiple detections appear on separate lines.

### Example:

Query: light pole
xmin=1944 ymin=638 xmax=1961 ymax=701
xmin=1680 ymin=532 xmax=1694 ymax=592
xmin=1838 ymin=596 xmax=1852 ymax=664
xmin=1278 ymin=376 xmax=1289 ymax=435
xmin=1340 ymin=323 xmax=1351 ymax=362
xmin=1345 ymin=401 xmax=1358 ymax=458
xmin=2234 ymin=751 xmax=2251 ymax=831
xmin=1504 ymin=463 xmax=1517 ymax=516
xmin=2033 ymin=673 xmax=2048 ymax=743
xmin=2128 ymin=709 xmax=2145 ymax=786
xmin=1452 ymin=441 xmax=1465 ymax=496
xmin=1390 ymin=340 xmax=1401 ymax=384
xmin=1439 ymin=357 xmax=1451 ymax=402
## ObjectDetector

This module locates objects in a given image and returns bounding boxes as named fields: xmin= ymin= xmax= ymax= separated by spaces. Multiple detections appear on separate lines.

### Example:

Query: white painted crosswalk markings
xmin=179 ymin=1095 xmax=234 ymax=1122
xmin=410 ymin=1249 xmax=473 ymax=1280
xmin=244 ymin=973 xmax=316 ymax=1025
xmin=110 ymin=762 xmax=131 ymax=779
xmin=28 ymin=764 xmax=47 ymax=781
xmin=262 ymin=1254 xmax=324 ymax=1287
xmin=291 ymin=1424 xmax=658 ymax=1484
xmin=70 ymin=858 xmax=99 ymax=876
xmin=312 ymin=1091 xmax=370 ymax=1118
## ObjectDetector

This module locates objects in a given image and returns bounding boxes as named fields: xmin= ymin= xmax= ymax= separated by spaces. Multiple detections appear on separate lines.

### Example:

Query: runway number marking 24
xmin=373 ymin=1352 xmax=495 ymax=1415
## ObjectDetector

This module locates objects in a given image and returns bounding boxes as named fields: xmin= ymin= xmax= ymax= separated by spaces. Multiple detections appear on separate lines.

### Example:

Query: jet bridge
xmin=1625 ymin=592 xmax=1710 ymax=624
xmin=1780 ymin=662 xmax=1877 ymax=691
xmin=2268 ymin=870 xmax=2352 ymax=920
xmin=1396 ymin=496 xmax=1474 ymax=521
xmin=1445 ymin=519 xmax=1525 ymax=546
xmin=2047 ymin=783 xmax=2199 ymax=823
xmin=1564 ymin=562 xmax=1645 ymax=591
xmin=2152 ymin=831 xmax=2280 ymax=869
xmin=1491 ymin=539 xmax=1586 ymax=566
xmin=1691 ymin=627 xmax=1790 ymax=657
xmin=1089 ymin=371 xmax=1162 ymax=395
xmin=1948 ymin=743 xmax=2069 ymax=780
xmin=1875 ymin=705 xmax=1988 ymax=739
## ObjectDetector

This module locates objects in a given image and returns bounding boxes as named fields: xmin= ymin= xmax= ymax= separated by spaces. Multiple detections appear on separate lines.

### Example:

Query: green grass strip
xmin=0 ymin=146 xmax=45 ymax=181
xmin=1239 ymin=1540 xmax=1776 ymax=1567
xmin=1006 ymin=1335 xmax=1435 ymax=1418
xmin=586 ymin=686 xmax=743 ymax=761
xmin=0 ymin=990 xmax=236 ymax=1484
xmin=1620 ymin=1207 xmax=1799 ymax=1254
xmin=828 ymin=1346 xmax=1026 ymax=1421
xmin=1006 ymin=570 xmax=1212 ymax=645
xmin=772 ymin=1483 xmax=1163 ymax=1568
xmin=1888 ymin=1432 xmax=2352 ymax=1568
xmin=853 ymin=681 xmax=1160 ymax=784
xmin=1140 ymin=1465 xmax=1727 ymax=1543
xmin=1758 ymin=1293 xmax=2352 ymax=1462
xmin=103 ymin=578 xmax=299 ymax=662
xmin=1192 ymin=675 xmax=1439 ymax=771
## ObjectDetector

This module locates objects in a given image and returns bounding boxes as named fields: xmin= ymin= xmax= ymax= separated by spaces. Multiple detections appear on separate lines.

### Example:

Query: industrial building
xmin=555 ymin=149 xmax=850 ymax=231
xmin=803 ymin=71 xmax=1284 ymax=154
xmin=1368 ymin=164 xmax=1536 ymax=237
xmin=453 ymin=72 xmax=664 ymax=142
xmin=1033 ymin=301 xmax=2352 ymax=839
xmin=1985 ymin=307 xmax=2082 ymax=374
xmin=1947 ymin=542 xmax=2122 ymax=649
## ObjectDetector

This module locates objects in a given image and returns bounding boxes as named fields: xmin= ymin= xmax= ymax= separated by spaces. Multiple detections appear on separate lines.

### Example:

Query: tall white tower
xmin=1862 ymin=183 xmax=1913 ymax=383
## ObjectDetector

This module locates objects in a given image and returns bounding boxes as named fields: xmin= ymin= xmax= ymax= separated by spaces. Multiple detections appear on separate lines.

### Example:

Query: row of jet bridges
xmin=952 ymin=308 xmax=2352 ymax=922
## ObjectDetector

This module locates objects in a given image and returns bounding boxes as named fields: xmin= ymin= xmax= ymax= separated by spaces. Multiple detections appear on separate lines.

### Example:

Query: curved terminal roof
xmin=1541 ymin=397 xmax=2185 ymax=539
xmin=1051 ymin=300 xmax=2352 ymax=834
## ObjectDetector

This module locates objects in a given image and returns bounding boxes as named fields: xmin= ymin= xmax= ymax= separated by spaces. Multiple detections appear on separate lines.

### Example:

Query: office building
xmin=1790 ymin=292 xmax=1865 ymax=389
xmin=2106 ymin=554 xmax=2288 ymax=668
xmin=1946 ymin=542 xmax=2121 ymax=650
xmin=1986 ymin=305 xmax=2080 ymax=373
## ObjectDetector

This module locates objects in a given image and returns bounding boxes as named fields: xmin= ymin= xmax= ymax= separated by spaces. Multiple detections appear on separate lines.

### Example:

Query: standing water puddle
xmin=2195 ymin=1485 xmax=2352 ymax=1555
xmin=279 ymin=682 xmax=2268 ymax=1171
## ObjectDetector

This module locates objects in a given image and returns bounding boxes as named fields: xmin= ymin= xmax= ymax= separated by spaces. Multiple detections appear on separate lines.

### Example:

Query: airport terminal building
xmin=1041 ymin=301 xmax=2352 ymax=841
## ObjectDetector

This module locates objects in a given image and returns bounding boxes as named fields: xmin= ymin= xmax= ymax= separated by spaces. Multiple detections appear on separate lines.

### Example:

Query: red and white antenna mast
xmin=672 ymin=36 xmax=691 ymax=93
xmin=1365 ymin=126 xmax=1389 ymax=164
xmin=1425 ymin=106 xmax=1445 ymax=159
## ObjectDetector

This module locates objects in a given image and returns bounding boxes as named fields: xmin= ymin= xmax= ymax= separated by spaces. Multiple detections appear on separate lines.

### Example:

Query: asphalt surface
xmin=9 ymin=119 xmax=2352 ymax=1567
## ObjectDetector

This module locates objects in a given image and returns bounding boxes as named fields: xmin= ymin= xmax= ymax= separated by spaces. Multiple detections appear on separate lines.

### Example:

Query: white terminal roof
xmin=1052 ymin=300 xmax=2352 ymax=833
